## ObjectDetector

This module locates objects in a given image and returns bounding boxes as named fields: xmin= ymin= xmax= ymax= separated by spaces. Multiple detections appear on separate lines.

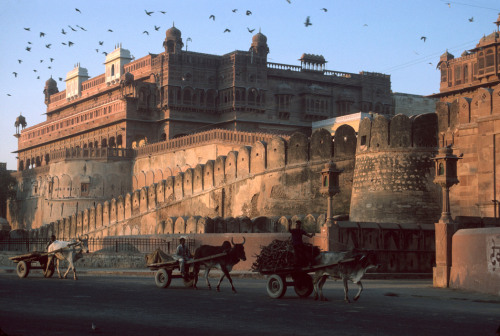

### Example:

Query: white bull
xmin=312 ymin=250 xmax=379 ymax=302
xmin=47 ymin=235 xmax=89 ymax=280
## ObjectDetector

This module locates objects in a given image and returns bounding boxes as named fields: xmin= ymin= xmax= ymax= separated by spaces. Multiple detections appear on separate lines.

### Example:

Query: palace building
xmin=10 ymin=26 xmax=394 ymax=229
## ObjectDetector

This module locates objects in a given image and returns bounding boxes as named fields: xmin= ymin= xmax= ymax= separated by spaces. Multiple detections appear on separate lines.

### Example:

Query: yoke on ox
xmin=192 ymin=237 xmax=246 ymax=293
xmin=312 ymin=250 xmax=379 ymax=302
xmin=47 ymin=235 xmax=89 ymax=280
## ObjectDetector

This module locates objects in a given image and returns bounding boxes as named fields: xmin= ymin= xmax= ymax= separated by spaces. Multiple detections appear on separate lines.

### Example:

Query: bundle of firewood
xmin=252 ymin=239 xmax=320 ymax=272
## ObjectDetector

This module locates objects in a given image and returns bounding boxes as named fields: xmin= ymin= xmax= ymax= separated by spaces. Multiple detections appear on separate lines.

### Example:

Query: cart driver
xmin=288 ymin=220 xmax=314 ymax=267
xmin=45 ymin=235 xmax=56 ymax=251
xmin=175 ymin=236 xmax=192 ymax=278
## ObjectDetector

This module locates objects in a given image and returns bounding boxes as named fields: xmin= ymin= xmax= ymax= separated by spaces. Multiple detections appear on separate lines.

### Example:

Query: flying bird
xmin=160 ymin=11 xmax=166 ymax=14
xmin=37 ymin=76 xmax=40 ymax=79
xmin=421 ymin=36 xmax=427 ymax=42
xmin=40 ymin=60 xmax=44 ymax=63
xmin=209 ymin=14 xmax=215 ymax=20
xmin=304 ymin=16 xmax=312 ymax=27
xmin=25 ymin=47 xmax=31 ymax=51
xmin=469 ymin=17 xmax=474 ymax=22
xmin=61 ymin=42 xmax=67 ymax=45
xmin=95 ymin=48 xmax=99 ymax=53
xmin=68 ymin=25 xmax=77 ymax=31
xmin=45 ymin=44 xmax=51 ymax=48
xmin=321 ymin=8 xmax=327 ymax=12
xmin=247 ymin=27 xmax=255 ymax=33
xmin=58 ymin=77 xmax=63 ymax=81
xmin=39 ymin=32 xmax=45 ymax=37
xmin=446 ymin=2 xmax=451 ymax=7
xmin=79 ymin=26 xmax=87 ymax=31
xmin=246 ymin=10 xmax=252 ymax=15
xmin=232 ymin=9 xmax=238 ymax=12
xmin=103 ymin=51 xmax=108 ymax=56
xmin=24 ymin=27 xmax=30 ymax=31
xmin=154 ymin=25 xmax=160 ymax=31
xmin=12 ymin=72 xmax=17 ymax=77
xmin=68 ymin=41 xmax=74 ymax=47
xmin=108 ymin=29 xmax=113 ymax=32
xmin=143 ymin=31 xmax=149 ymax=35
xmin=224 ymin=28 xmax=231 ymax=33
xmin=145 ymin=9 xmax=154 ymax=16
xmin=18 ymin=59 xmax=22 ymax=64
xmin=99 ymin=41 xmax=104 ymax=45
xmin=33 ymin=69 xmax=37 ymax=72
xmin=7 ymin=94 xmax=11 ymax=96
xmin=286 ymin=0 xmax=291 ymax=3
xmin=27 ymin=41 xmax=32 ymax=44
xmin=61 ymin=28 xmax=67 ymax=34
xmin=50 ymin=58 xmax=54 ymax=62
xmin=47 ymin=66 xmax=51 ymax=69
xmin=75 ymin=8 xmax=81 ymax=13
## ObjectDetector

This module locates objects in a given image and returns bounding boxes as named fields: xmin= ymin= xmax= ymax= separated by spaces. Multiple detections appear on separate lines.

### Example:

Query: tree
xmin=0 ymin=169 xmax=16 ymax=218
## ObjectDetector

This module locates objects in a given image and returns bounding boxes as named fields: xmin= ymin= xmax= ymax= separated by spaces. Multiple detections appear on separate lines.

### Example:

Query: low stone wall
xmin=449 ymin=228 xmax=500 ymax=295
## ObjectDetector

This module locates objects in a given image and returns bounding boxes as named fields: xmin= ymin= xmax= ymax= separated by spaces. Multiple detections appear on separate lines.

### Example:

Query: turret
xmin=104 ymin=44 xmax=132 ymax=85
xmin=43 ymin=77 xmax=59 ymax=105
xmin=163 ymin=24 xmax=184 ymax=54
xmin=65 ymin=64 xmax=89 ymax=100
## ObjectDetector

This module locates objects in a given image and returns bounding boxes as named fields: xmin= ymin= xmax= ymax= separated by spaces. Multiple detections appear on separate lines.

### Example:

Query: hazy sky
xmin=1 ymin=0 xmax=499 ymax=170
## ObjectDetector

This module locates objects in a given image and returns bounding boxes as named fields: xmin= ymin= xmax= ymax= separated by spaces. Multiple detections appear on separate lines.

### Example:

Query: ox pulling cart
xmin=253 ymin=239 xmax=355 ymax=299
xmin=147 ymin=250 xmax=228 ymax=289
xmin=9 ymin=239 xmax=86 ymax=279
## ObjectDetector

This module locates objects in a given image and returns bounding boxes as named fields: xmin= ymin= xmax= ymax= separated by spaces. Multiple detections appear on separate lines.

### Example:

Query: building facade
xmin=11 ymin=26 xmax=394 ymax=230
xmin=432 ymin=14 xmax=500 ymax=224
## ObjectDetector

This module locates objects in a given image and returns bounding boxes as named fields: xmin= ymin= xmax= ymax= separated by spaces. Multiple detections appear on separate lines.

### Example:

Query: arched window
xmin=109 ymin=137 xmax=116 ymax=148
xmin=101 ymin=138 xmax=108 ymax=148
xmin=111 ymin=64 xmax=115 ymax=77
xmin=485 ymin=49 xmax=494 ymax=69
xmin=463 ymin=64 xmax=469 ymax=83
xmin=117 ymin=134 xmax=123 ymax=148
xmin=160 ymin=133 xmax=167 ymax=141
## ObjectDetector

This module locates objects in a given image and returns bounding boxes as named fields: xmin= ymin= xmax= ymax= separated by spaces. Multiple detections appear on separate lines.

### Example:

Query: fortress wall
xmin=26 ymin=128 xmax=356 ymax=239
xmin=350 ymin=113 xmax=441 ymax=224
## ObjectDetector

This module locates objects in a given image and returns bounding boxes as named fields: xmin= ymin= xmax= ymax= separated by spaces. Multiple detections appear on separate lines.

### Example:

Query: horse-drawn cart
xmin=9 ymin=251 xmax=55 ymax=278
xmin=147 ymin=252 xmax=227 ymax=289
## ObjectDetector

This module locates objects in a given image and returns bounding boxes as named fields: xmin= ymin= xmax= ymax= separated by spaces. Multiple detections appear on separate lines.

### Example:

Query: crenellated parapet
xmin=25 ymin=127 xmax=357 ymax=239
xmin=350 ymin=113 xmax=441 ymax=224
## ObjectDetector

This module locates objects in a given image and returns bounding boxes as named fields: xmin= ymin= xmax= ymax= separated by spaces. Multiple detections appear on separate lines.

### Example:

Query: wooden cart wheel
xmin=17 ymin=261 xmax=31 ymax=278
xmin=293 ymin=273 xmax=313 ymax=298
xmin=155 ymin=269 xmax=172 ymax=288
xmin=266 ymin=274 xmax=287 ymax=299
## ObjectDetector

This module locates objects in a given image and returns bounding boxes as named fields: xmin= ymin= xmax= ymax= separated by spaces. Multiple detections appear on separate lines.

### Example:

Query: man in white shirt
xmin=175 ymin=237 xmax=192 ymax=277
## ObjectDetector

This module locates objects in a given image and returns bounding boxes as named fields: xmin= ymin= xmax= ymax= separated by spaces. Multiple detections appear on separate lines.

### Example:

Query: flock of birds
xmin=3 ymin=1 xmax=488 ymax=98
xmin=7 ymin=4 xmax=331 ymax=97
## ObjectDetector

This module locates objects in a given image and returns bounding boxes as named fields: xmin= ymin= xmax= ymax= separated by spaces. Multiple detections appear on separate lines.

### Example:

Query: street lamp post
xmin=432 ymin=146 xmax=461 ymax=288
xmin=320 ymin=162 xmax=342 ymax=251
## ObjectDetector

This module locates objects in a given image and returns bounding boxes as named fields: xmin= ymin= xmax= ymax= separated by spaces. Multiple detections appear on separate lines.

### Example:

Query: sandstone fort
xmin=4 ymin=16 xmax=500 ymax=294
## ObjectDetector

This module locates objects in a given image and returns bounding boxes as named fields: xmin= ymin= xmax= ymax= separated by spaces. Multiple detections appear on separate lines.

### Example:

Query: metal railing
xmin=0 ymin=237 xmax=195 ymax=254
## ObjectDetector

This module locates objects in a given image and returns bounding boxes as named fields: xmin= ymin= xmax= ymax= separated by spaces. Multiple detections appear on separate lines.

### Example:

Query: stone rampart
xmin=350 ymin=113 xmax=441 ymax=224
xmin=25 ymin=127 xmax=357 ymax=239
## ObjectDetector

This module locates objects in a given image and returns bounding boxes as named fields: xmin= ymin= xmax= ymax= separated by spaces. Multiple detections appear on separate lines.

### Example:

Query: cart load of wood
xmin=251 ymin=239 xmax=321 ymax=272
xmin=145 ymin=248 xmax=174 ymax=265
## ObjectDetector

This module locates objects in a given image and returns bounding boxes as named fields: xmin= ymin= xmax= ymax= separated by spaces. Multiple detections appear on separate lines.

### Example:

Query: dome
xmin=475 ymin=31 xmax=499 ymax=49
xmin=45 ymin=77 xmax=57 ymax=87
xmin=166 ymin=25 xmax=181 ymax=40
xmin=252 ymin=32 xmax=267 ymax=45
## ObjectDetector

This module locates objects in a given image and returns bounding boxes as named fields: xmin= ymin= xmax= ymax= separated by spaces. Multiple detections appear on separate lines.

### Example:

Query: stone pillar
xmin=433 ymin=219 xmax=456 ymax=288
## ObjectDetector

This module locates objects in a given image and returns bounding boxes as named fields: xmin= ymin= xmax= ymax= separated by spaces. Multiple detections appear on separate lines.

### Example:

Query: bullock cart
xmin=9 ymin=242 xmax=81 ymax=279
xmin=9 ymin=251 xmax=55 ymax=279
xmin=252 ymin=239 xmax=356 ymax=299
xmin=147 ymin=252 xmax=227 ymax=289
xmin=259 ymin=261 xmax=353 ymax=299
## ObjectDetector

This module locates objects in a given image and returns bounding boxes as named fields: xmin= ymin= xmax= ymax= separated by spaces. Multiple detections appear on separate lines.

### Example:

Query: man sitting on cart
xmin=175 ymin=236 xmax=192 ymax=278
xmin=288 ymin=220 xmax=314 ymax=267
